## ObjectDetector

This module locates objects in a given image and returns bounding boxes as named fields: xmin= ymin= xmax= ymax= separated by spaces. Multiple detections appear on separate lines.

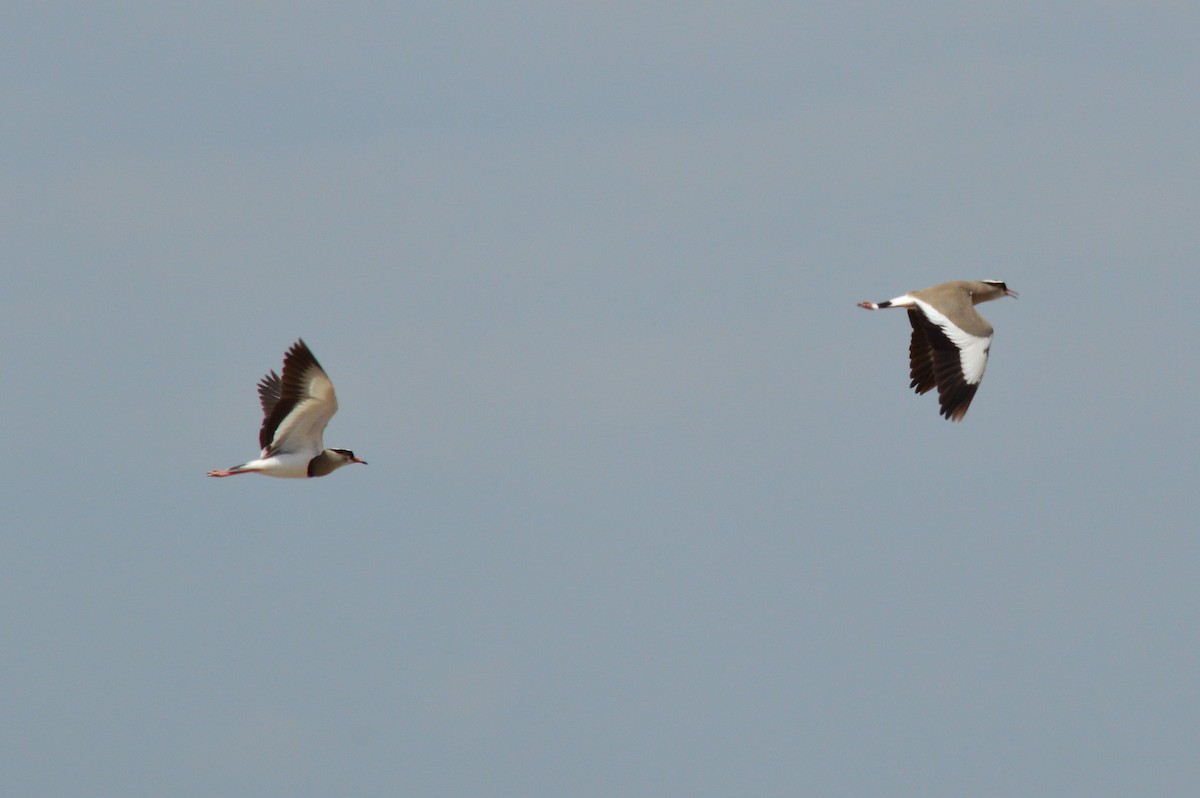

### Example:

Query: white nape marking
xmin=912 ymin=298 xmax=992 ymax=385
xmin=885 ymin=294 xmax=917 ymax=308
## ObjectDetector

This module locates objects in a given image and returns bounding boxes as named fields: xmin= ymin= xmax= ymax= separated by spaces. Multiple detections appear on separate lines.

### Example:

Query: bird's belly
xmin=255 ymin=451 xmax=315 ymax=478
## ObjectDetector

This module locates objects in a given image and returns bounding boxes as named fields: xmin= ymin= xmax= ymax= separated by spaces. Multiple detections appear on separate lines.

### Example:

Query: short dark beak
xmin=353 ymin=457 xmax=368 ymax=465
xmin=1006 ymin=288 xmax=1019 ymax=299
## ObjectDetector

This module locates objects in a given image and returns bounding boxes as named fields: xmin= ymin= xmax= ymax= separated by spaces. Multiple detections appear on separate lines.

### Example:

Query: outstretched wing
xmin=906 ymin=311 xmax=938 ymax=396
xmin=908 ymin=301 xmax=993 ymax=422
xmin=257 ymin=370 xmax=282 ymax=420
xmin=259 ymin=339 xmax=339 ymax=453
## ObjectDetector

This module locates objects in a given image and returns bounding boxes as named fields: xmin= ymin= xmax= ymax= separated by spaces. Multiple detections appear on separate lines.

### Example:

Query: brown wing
xmin=258 ymin=340 xmax=338 ymax=451
xmin=907 ymin=311 xmax=937 ymax=395
xmin=908 ymin=309 xmax=980 ymax=421
xmin=257 ymin=370 xmax=282 ymax=420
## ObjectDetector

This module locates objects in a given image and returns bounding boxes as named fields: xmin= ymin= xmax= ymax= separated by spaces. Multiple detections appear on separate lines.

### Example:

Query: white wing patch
xmin=912 ymin=298 xmax=992 ymax=385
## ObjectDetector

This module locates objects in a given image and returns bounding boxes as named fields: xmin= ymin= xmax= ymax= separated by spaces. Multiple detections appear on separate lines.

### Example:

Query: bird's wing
xmin=910 ymin=299 xmax=993 ymax=421
xmin=906 ymin=311 xmax=937 ymax=395
xmin=257 ymin=369 xmax=282 ymax=419
xmin=259 ymin=340 xmax=339 ymax=454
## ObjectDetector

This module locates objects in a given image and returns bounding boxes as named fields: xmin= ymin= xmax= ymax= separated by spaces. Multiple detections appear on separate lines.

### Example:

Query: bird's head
xmin=979 ymin=279 xmax=1018 ymax=302
xmin=330 ymin=448 xmax=368 ymax=466
xmin=307 ymin=448 xmax=367 ymax=477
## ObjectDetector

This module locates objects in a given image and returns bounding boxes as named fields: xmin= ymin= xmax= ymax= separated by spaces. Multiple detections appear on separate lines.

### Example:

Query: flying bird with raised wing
xmin=208 ymin=339 xmax=367 ymax=477
xmin=858 ymin=280 xmax=1017 ymax=421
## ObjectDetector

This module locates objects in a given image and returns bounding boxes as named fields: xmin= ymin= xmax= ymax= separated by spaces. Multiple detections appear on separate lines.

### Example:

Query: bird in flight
xmin=208 ymin=339 xmax=367 ymax=477
xmin=858 ymin=280 xmax=1017 ymax=421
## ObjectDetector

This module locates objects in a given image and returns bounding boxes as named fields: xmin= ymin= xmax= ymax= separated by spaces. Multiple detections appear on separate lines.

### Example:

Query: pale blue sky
xmin=4 ymin=3 xmax=1199 ymax=796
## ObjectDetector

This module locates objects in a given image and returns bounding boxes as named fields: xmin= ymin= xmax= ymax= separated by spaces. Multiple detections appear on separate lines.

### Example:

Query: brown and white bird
xmin=858 ymin=280 xmax=1017 ymax=421
xmin=208 ymin=339 xmax=367 ymax=478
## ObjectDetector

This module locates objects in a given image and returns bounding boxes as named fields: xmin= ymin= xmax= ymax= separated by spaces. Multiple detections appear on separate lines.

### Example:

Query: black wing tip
xmin=256 ymin=369 xmax=283 ymax=421
xmin=282 ymin=338 xmax=322 ymax=372
xmin=285 ymin=338 xmax=311 ymax=360
xmin=937 ymin=386 xmax=978 ymax=421
xmin=941 ymin=406 xmax=969 ymax=422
